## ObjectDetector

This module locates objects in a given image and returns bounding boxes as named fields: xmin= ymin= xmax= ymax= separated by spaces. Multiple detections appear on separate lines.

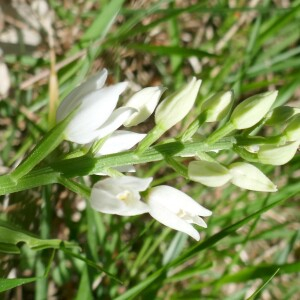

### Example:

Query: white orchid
xmin=56 ymin=69 xmax=136 ymax=144
xmin=90 ymin=176 xmax=152 ymax=216
xmin=90 ymin=176 xmax=212 ymax=241
xmin=146 ymin=185 xmax=212 ymax=241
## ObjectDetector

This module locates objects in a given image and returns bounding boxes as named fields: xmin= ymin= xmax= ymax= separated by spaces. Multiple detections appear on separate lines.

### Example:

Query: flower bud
xmin=283 ymin=114 xmax=300 ymax=142
xmin=124 ymin=87 xmax=166 ymax=127
xmin=155 ymin=77 xmax=202 ymax=130
xmin=230 ymin=91 xmax=278 ymax=129
xmin=257 ymin=141 xmax=300 ymax=165
xmin=266 ymin=106 xmax=300 ymax=126
xmin=201 ymin=91 xmax=233 ymax=122
xmin=188 ymin=160 xmax=232 ymax=187
xmin=228 ymin=162 xmax=277 ymax=192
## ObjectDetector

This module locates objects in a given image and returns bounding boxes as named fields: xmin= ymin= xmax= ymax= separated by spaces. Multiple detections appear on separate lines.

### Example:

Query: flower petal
xmin=112 ymin=176 xmax=153 ymax=191
xmin=94 ymin=107 xmax=137 ymax=140
xmin=96 ymin=130 xmax=146 ymax=155
xmin=148 ymin=185 xmax=212 ymax=217
xmin=124 ymin=87 xmax=166 ymax=127
xmin=91 ymin=177 xmax=150 ymax=216
xmin=64 ymin=82 xmax=128 ymax=143
xmin=56 ymin=69 xmax=108 ymax=122
xmin=148 ymin=201 xmax=200 ymax=241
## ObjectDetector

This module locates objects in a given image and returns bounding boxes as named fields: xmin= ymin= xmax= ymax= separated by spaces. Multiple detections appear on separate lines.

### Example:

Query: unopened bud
xmin=266 ymin=106 xmax=300 ymax=126
xmin=230 ymin=91 xmax=278 ymax=129
xmin=155 ymin=77 xmax=202 ymax=130
xmin=188 ymin=160 xmax=232 ymax=187
xmin=201 ymin=91 xmax=233 ymax=122
xmin=229 ymin=162 xmax=277 ymax=192
xmin=257 ymin=141 xmax=300 ymax=165
xmin=283 ymin=114 xmax=300 ymax=142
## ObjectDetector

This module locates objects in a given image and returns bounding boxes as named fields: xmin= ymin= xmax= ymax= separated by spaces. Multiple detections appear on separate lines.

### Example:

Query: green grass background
xmin=0 ymin=0 xmax=299 ymax=299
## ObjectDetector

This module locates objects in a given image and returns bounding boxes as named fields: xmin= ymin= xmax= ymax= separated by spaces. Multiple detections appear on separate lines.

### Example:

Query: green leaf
xmin=0 ymin=220 xmax=77 ymax=254
xmin=246 ymin=268 xmax=280 ymax=300
xmin=0 ymin=277 xmax=41 ymax=293
xmin=126 ymin=44 xmax=216 ymax=58
xmin=217 ymin=261 xmax=300 ymax=285
xmin=81 ymin=0 xmax=125 ymax=42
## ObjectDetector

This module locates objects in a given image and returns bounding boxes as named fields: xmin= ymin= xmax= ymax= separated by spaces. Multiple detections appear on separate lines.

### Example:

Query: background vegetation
xmin=0 ymin=0 xmax=299 ymax=299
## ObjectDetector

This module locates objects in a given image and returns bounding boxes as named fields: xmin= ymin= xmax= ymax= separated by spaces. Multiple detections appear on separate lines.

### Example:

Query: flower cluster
xmin=56 ymin=68 xmax=299 ymax=241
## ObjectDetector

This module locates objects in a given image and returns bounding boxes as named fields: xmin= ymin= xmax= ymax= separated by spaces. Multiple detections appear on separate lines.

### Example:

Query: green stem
xmin=58 ymin=177 xmax=91 ymax=199
xmin=205 ymin=122 xmax=235 ymax=145
xmin=180 ymin=112 xmax=207 ymax=142
xmin=135 ymin=125 xmax=165 ymax=154
xmin=233 ymin=145 xmax=259 ymax=162
xmin=0 ymin=137 xmax=235 ymax=195
xmin=163 ymin=156 xmax=188 ymax=178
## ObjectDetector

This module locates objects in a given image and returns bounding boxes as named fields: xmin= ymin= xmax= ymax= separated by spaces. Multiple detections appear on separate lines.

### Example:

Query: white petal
xmin=183 ymin=215 xmax=208 ymax=228
xmin=229 ymin=162 xmax=277 ymax=192
xmin=96 ymin=130 xmax=146 ymax=155
xmin=64 ymin=82 xmax=128 ymax=143
xmin=94 ymin=107 xmax=137 ymax=139
xmin=91 ymin=187 xmax=127 ymax=214
xmin=124 ymin=87 xmax=166 ymax=127
xmin=56 ymin=69 xmax=108 ymax=122
xmin=112 ymin=176 xmax=153 ymax=191
xmin=148 ymin=202 xmax=200 ymax=241
xmin=91 ymin=177 xmax=150 ymax=216
xmin=148 ymin=185 xmax=212 ymax=217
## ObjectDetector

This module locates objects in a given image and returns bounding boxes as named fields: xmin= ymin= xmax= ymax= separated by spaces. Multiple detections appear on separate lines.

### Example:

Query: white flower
xmin=90 ymin=176 xmax=212 ymax=240
xmin=56 ymin=69 xmax=136 ymax=144
xmin=96 ymin=130 xmax=146 ymax=156
xmin=147 ymin=186 xmax=212 ymax=241
xmin=90 ymin=176 xmax=152 ymax=216
xmin=124 ymin=87 xmax=166 ymax=127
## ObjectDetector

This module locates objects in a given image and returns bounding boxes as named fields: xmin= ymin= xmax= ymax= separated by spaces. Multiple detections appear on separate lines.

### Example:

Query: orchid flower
xmin=90 ymin=176 xmax=152 ymax=216
xmin=90 ymin=176 xmax=212 ymax=241
xmin=146 ymin=186 xmax=212 ymax=241
xmin=56 ymin=69 xmax=136 ymax=144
